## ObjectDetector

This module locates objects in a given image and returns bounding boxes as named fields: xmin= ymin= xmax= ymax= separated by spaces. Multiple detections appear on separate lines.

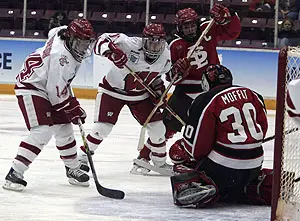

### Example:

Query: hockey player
xmin=286 ymin=78 xmax=300 ymax=126
xmin=3 ymin=19 xmax=96 ymax=191
xmin=163 ymin=5 xmax=241 ymax=139
xmin=169 ymin=64 xmax=269 ymax=207
xmin=78 ymin=23 xmax=187 ymax=175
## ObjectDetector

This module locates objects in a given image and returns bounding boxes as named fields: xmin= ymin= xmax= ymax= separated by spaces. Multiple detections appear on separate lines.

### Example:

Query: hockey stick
xmin=263 ymin=127 xmax=299 ymax=143
xmin=137 ymin=75 xmax=179 ymax=150
xmin=136 ymin=19 xmax=215 ymax=150
xmin=69 ymin=87 xmax=124 ymax=199
xmin=187 ymin=19 xmax=215 ymax=58
xmin=124 ymin=64 xmax=185 ymax=126
xmin=77 ymin=118 xmax=125 ymax=199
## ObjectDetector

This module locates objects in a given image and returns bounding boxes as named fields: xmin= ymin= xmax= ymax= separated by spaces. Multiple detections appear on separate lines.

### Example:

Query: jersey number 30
xmin=220 ymin=102 xmax=263 ymax=143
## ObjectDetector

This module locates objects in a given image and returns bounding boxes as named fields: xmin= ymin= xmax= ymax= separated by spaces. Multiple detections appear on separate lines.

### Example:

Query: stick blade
xmin=137 ymin=126 xmax=146 ymax=151
xmin=95 ymin=181 xmax=125 ymax=199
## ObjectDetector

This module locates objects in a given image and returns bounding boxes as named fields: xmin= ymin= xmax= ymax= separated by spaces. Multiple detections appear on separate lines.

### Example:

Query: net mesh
xmin=276 ymin=46 xmax=300 ymax=220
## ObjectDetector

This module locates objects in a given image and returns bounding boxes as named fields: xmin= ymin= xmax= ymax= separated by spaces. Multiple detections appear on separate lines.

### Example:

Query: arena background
xmin=0 ymin=38 xmax=278 ymax=109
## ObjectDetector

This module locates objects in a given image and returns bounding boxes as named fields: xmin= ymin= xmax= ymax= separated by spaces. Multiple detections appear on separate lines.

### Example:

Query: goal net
xmin=271 ymin=46 xmax=300 ymax=221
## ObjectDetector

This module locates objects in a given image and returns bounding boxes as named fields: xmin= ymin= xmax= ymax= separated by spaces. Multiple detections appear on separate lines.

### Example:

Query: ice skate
xmin=78 ymin=146 xmax=94 ymax=172
xmin=130 ymin=158 xmax=151 ymax=175
xmin=3 ymin=168 xmax=27 ymax=192
xmin=133 ymin=159 xmax=175 ymax=176
xmin=65 ymin=166 xmax=90 ymax=187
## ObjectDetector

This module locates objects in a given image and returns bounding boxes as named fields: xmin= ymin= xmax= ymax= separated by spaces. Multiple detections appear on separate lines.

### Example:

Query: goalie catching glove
xmin=210 ymin=4 xmax=231 ymax=25
xmin=105 ymin=42 xmax=128 ymax=69
xmin=167 ymin=58 xmax=191 ymax=85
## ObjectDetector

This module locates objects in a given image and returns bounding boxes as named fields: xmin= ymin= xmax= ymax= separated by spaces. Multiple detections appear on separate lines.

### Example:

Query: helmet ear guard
xmin=201 ymin=64 xmax=233 ymax=91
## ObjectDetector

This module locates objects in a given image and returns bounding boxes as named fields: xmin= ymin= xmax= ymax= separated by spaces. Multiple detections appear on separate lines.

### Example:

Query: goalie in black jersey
xmin=169 ymin=64 xmax=272 ymax=207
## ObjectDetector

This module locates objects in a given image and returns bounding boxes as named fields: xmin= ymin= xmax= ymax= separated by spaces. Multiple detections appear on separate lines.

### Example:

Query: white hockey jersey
xmin=287 ymin=78 xmax=300 ymax=126
xmin=94 ymin=33 xmax=172 ymax=101
xmin=14 ymin=26 xmax=82 ymax=106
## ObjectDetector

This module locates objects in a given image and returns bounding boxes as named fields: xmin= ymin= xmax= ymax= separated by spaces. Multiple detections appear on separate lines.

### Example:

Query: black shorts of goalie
xmin=171 ymin=158 xmax=273 ymax=207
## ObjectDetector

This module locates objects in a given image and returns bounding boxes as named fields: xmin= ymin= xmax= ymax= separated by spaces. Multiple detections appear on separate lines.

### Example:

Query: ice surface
xmin=0 ymin=95 xmax=274 ymax=221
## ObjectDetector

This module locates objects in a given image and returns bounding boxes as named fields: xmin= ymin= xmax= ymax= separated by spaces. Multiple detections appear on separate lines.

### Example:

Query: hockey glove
xmin=106 ymin=42 xmax=128 ymax=69
xmin=150 ymin=78 xmax=167 ymax=107
xmin=64 ymin=97 xmax=87 ymax=125
xmin=170 ymin=58 xmax=191 ymax=85
xmin=210 ymin=4 xmax=231 ymax=25
xmin=169 ymin=139 xmax=192 ymax=164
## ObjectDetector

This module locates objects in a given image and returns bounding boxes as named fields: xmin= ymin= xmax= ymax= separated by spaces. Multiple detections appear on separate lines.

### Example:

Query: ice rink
xmin=0 ymin=94 xmax=275 ymax=221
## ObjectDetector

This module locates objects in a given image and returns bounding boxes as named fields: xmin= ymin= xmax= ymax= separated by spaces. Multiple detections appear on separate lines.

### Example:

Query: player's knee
xmin=147 ymin=121 xmax=166 ymax=143
xmin=170 ymin=171 xmax=219 ymax=208
xmin=91 ymin=122 xmax=114 ymax=139
xmin=26 ymin=125 xmax=53 ymax=147
xmin=54 ymin=124 xmax=76 ymax=146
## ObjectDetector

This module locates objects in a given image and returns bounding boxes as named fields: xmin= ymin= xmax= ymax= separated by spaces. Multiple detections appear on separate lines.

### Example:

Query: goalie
xmin=286 ymin=77 xmax=300 ymax=127
xmin=169 ymin=64 xmax=271 ymax=207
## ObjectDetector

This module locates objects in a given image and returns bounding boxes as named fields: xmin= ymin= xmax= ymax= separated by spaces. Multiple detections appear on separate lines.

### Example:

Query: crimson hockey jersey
xmin=168 ymin=16 xmax=241 ymax=98
xmin=182 ymin=85 xmax=268 ymax=170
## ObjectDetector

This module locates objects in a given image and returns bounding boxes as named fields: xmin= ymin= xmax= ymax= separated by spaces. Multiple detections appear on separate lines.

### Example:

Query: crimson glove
xmin=210 ymin=4 xmax=231 ymax=25
xmin=150 ymin=78 xmax=167 ymax=107
xmin=105 ymin=42 xmax=128 ymax=68
xmin=64 ymin=97 xmax=87 ymax=125
xmin=171 ymin=58 xmax=191 ymax=85
xmin=169 ymin=139 xmax=191 ymax=164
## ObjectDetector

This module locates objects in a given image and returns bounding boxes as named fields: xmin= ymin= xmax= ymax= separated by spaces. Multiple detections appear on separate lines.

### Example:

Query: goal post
xmin=271 ymin=46 xmax=300 ymax=221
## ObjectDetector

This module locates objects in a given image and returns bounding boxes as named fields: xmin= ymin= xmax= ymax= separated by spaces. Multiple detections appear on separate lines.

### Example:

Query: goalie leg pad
xmin=171 ymin=171 xmax=219 ymax=207
xmin=242 ymin=168 xmax=274 ymax=205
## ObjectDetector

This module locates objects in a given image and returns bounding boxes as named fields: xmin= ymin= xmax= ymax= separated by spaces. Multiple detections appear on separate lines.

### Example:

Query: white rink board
xmin=0 ymin=95 xmax=275 ymax=221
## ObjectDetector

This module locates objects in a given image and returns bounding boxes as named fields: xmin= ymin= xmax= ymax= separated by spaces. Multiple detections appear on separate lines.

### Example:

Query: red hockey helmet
xmin=175 ymin=8 xmax=200 ymax=42
xmin=67 ymin=19 xmax=96 ymax=61
xmin=201 ymin=64 xmax=233 ymax=91
xmin=175 ymin=8 xmax=198 ymax=26
xmin=142 ymin=23 xmax=166 ymax=63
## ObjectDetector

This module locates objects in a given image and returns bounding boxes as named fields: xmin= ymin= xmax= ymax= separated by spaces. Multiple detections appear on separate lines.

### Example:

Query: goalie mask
xmin=201 ymin=64 xmax=233 ymax=92
xmin=66 ymin=19 xmax=96 ymax=62
xmin=142 ymin=23 xmax=166 ymax=64
xmin=175 ymin=8 xmax=201 ymax=43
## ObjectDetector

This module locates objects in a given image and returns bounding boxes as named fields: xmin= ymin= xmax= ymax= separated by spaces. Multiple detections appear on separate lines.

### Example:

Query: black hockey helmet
xmin=201 ymin=64 xmax=233 ymax=91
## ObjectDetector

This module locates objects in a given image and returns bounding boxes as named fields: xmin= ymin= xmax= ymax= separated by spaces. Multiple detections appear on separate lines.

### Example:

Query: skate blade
xmin=133 ymin=159 xmax=175 ymax=176
xmin=68 ymin=178 xmax=90 ymax=187
xmin=130 ymin=165 xmax=150 ymax=175
xmin=2 ymin=181 xmax=25 ymax=192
